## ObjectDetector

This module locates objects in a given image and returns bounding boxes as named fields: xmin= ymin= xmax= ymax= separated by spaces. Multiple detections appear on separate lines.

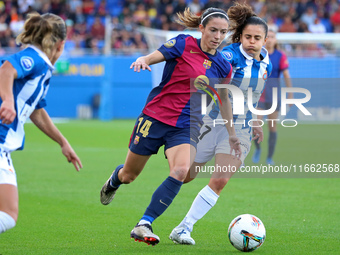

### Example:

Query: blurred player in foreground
xmin=100 ymin=8 xmax=241 ymax=246
xmin=0 ymin=13 xmax=82 ymax=235
xmin=252 ymin=29 xmax=293 ymax=165
xmin=170 ymin=3 xmax=272 ymax=245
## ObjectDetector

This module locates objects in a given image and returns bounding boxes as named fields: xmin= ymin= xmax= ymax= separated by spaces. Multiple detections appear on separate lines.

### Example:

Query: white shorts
xmin=0 ymin=152 xmax=17 ymax=186
xmin=195 ymin=125 xmax=252 ymax=164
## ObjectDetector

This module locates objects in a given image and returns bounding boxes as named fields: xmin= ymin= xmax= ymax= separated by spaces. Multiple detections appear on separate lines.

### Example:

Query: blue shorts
xmin=129 ymin=113 xmax=199 ymax=156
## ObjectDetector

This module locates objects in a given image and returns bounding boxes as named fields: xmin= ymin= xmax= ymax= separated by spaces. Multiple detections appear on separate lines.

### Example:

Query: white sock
xmin=179 ymin=185 xmax=219 ymax=232
xmin=138 ymin=219 xmax=151 ymax=226
xmin=0 ymin=211 xmax=16 ymax=234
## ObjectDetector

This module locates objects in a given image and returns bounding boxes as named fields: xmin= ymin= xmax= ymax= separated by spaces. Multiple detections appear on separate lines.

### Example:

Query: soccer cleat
xmin=100 ymin=178 xmax=118 ymax=205
xmin=252 ymin=149 xmax=261 ymax=163
xmin=266 ymin=158 xmax=275 ymax=165
xmin=169 ymin=226 xmax=195 ymax=245
xmin=130 ymin=224 xmax=160 ymax=246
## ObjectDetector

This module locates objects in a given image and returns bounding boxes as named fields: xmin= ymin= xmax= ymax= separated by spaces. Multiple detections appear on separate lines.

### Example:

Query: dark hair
xmin=176 ymin=7 xmax=228 ymax=29
xmin=227 ymin=2 xmax=268 ymax=43
xmin=16 ymin=13 xmax=67 ymax=56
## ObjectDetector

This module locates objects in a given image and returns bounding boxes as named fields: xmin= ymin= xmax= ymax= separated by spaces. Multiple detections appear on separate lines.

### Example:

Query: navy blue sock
xmin=268 ymin=132 xmax=277 ymax=159
xmin=109 ymin=164 xmax=124 ymax=188
xmin=141 ymin=176 xmax=183 ymax=223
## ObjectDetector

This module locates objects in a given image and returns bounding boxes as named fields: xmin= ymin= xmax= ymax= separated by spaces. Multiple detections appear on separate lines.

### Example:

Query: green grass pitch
xmin=1 ymin=120 xmax=339 ymax=254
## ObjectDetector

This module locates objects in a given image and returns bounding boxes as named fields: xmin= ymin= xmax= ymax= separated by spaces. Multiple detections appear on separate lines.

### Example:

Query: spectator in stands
xmin=18 ymin=0 xmax=34 ymax=14
xmin=96 ymin=0 xmax=106 ymax=16
xmin=279 ymin=15 xmax=297 ymax=32
xmin=69 ymin=5 xmax=86 ymax=25
xmin=50 ymin=0 xmax=64 ymax=15
xmin=9 ymin=13 xmax=24 ymax=37
xmin=82 ymin=0 xmax=95 ymax=15
xmin=133 ymin=3 xmax=148 ymax=25
xmin=188 ymin=0 xmax=202 ymax=15
xmin=301 ymin=6 xmax=317 ymax=27
xmin=90 ymin=16 xmax=105 ymax=40
xmin=297 ymin=20 xmax=310 ymax=32
xmin=308 ymin=18 xmax=326 ymax=33
xmin=69 ymin=33 xmax=86 ymax=56
xmin=331 ymin=5 xmax=340 ymax=32
xmin=174 ymin=0 xmax=186 ymax=15
xmin=267 ymin=16 xmax=279 ymax=33
xmin=133 ymin=32 xmax=148 ymax=53
xmin=68 ymin=0 xmax=82 ymax=13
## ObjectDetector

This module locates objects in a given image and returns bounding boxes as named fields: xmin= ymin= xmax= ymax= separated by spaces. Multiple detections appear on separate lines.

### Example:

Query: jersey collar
xmin=28 ymin=45 xmax=55 ymax=70
xmin=239 ymin=44 xmax=270 ymax=64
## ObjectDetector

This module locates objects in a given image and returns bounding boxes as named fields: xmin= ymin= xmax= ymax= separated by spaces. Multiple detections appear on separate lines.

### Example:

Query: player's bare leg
xmin=0 ymin=184 xmax=18 ymax=233
xmin=266 ymin=111 xmax=278 ymax=165
xmin=170 ymin=154 xmax=241 ymax=245
xmin=100 ymin=150 xmax=150 ymax=205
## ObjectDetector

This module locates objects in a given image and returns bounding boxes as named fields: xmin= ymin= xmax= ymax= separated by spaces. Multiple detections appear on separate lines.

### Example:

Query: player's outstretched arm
xmin=30 ymin=108 xmax=83 ymax=171
xmin=0 ymin=61 xmax=17 ymax=125
xmin=130 ymin=50 xmax=165 ymax=72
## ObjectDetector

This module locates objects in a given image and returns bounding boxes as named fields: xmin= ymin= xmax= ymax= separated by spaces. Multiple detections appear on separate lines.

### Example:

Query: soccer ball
xmin=228 ymin=214 xmax=266 ymax=252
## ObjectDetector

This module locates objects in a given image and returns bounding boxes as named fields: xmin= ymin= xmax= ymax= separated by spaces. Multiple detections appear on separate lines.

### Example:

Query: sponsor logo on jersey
xmin=20 ymin=56 xmax=34 ymax=71
xmin=164 ymin=39 xmax=176 ymax=48
xmin=263 ymin=71 xmax=268 ymax=80
xmin=223 ymin=51 xmax=233 ymax=60
xmin=203 ymin=59 xmax=212 ymax=69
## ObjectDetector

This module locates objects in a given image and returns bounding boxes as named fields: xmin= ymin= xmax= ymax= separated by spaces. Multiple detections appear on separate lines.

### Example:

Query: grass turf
xmin=0 ymin=120 xmax=339 ymax=254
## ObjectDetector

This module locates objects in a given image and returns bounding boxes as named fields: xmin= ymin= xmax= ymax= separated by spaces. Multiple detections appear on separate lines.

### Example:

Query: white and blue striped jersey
xmin=206 ymin=42 xmax=272 ymax=129
xmin=0 ymin=45 xmax=54 ymax=152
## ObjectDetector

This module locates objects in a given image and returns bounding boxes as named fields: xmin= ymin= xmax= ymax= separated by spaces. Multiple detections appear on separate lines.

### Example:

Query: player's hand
xmin=0 ymin=100 xmax=16 ymax=125
xmin=130 ymin=57 xmax=151 ymax=72
xmin=61 ymin=142 xmax=83 ymax=171
xmin=229 ymin=135 xmax=242 ymax=159
xmin=252 ymin=126 xmax=263 ymax=143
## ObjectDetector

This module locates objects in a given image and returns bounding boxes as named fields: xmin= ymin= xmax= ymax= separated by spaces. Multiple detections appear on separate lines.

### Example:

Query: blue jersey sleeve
xmin=158 ymin=34 xmax=189 ymax=60
xmin=267 ymin=59 xmax=273 ymax=77
xmin=4 ymin=49 xmax=44 ymax=79
xmin=221 ymin=44 xmax=238 ymax=66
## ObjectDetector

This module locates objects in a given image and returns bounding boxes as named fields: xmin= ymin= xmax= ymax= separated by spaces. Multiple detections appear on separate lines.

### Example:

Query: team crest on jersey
xmin=223 ymin=51 xmax=233 ymax=60
xmin=20 ymin=56 xmax=34 ymax=71
xmin=203 ymin=59 xmax=212 ymax=69
xmin=134 ymin=135 xmax=140 ymax=145
xmin=263 ymin=71 xmax=268 ymax=80
xmin=164 ymin=39 xmax=176 ymax=48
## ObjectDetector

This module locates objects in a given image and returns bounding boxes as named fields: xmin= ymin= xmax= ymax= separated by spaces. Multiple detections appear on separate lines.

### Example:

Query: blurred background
xmin=0 ymin=0 xmax=340 ymax=121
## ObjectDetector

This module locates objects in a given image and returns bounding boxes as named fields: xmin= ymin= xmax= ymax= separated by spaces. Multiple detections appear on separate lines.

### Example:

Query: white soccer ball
xmin=228 ymin=214 xmax=266 ymax=252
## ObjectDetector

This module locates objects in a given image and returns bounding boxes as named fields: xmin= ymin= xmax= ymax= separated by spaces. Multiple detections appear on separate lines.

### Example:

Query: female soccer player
xmin=169 ymin=3 xmax=272 ymax=245
xmin=99 ymin=8 xmax=241 ymax=246
xmin=252 ymin=29 xmax=293 ymax=165
xmin=0 ymin=13 xmax=82 ymax=234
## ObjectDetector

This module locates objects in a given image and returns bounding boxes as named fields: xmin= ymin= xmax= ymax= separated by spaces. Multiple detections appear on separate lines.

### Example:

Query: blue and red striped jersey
xmin=142 ymin=34 xmax=232 ymax=129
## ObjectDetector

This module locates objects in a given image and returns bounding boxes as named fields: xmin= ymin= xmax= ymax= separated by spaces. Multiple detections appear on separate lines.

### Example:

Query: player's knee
xmin=0 ymin=203 xmax=18 ymax=222
xmin=170 ymin=165 xmax=190 ymax=182
xmin=209 ymin=178 xmax=230 ymax=194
